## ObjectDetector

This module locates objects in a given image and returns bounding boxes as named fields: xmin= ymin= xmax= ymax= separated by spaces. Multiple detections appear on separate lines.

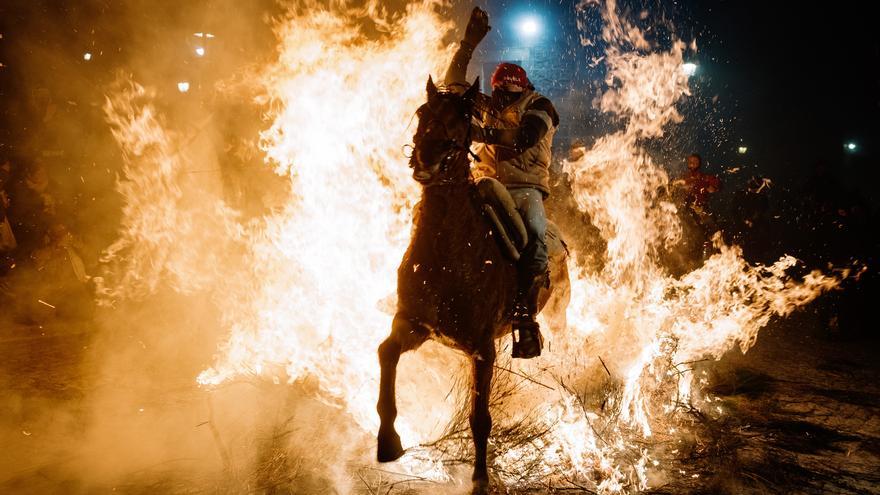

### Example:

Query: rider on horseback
xmin=444 ymin=7 xmax=559 ymax=359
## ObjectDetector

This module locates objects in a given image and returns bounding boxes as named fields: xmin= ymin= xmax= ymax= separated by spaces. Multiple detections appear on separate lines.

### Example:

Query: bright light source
xmin=845 ymin=142 xmax=857 ymax=152
xmin=195 ymin=47 xmax=205 ymax=57
xmin=737 ymin=146 xmax=748 ymax=154
xmin=681 ymin=63 xmax=697 ymax=76
xmin=205 ymin=33 xmax=215 ymax=39
xmin=194 ymin=32 xmax=204 ymax=38
xmin=177 ymin=81 xmax=190 ymax=93
xmin=517 ymin=16 xmax=541 ymax=38
xmin=83 ymin=52 xmax=92 ymax=61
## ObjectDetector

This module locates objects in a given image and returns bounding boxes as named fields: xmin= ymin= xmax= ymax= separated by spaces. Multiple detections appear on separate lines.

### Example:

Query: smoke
xmin=0 ymin=0 xmax=313 ymax=492
xmin=0 ymin=0 xmax=848 ymax=493
xmin=1 ymin=1 xmax=466 ymax=493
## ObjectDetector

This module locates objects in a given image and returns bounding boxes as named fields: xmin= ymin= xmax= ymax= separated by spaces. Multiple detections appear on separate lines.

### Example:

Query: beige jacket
xmin=471 ymin=90 xmax=555 ymax=195
xmin=444 ymin=43 xmax=556 ymax=196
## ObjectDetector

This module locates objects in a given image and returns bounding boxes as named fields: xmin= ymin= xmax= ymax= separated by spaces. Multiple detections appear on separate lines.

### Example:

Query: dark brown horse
xmin=376 ymin=77 xmax=567 ymax=492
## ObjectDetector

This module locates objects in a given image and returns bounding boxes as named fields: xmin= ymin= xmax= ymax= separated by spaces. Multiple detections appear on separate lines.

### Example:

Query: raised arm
xmin=444 ymin=7 xmax=491 ymax=89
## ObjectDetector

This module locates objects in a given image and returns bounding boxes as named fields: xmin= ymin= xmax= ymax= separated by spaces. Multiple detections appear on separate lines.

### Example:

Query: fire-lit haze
xmin=0 ymin=0 xmax=852 ymax=493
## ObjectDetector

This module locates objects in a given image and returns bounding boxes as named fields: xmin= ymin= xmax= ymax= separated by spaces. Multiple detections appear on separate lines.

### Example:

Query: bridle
xmin=409 ymin=93 xmax=481 ymax=186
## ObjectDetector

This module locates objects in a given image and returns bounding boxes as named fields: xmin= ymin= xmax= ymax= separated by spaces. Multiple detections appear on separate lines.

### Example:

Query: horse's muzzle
xmin=412 ymin=170 xmax=433 ymax=183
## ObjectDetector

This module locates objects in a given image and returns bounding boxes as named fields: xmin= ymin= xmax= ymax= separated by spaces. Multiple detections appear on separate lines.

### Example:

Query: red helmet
xmin=490 ymin=63 xmax=532 ymax=91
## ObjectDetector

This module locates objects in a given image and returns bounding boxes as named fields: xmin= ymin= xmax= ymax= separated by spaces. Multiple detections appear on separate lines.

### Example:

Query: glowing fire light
xmin=98 ymin=0 xmax=848 ymax=491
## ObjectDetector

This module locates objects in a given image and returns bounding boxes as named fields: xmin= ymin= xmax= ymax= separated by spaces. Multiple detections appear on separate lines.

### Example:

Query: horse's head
xmin=409 ymin=76 xmax=480 ymax=186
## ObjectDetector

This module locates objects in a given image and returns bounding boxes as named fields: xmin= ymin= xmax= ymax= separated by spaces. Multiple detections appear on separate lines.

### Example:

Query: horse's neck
xmin=415 ymin=183 xmax=478 ymax=237
xmin=421 ymin=182 xmax=469 ymax=212
xmin=410 ymin=183 xmax=493 ymax=281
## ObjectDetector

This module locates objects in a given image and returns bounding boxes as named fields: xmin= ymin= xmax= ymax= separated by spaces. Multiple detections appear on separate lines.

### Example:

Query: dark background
xmin=475 ymin=0 xmax=880 ymax=199
xmin=1 ymin=0 xmax=878 ymax=243
xmin=0 ymin=3 xmax=877 ymax=492
xmin=3 ymin=0 xmax=879 ymax=185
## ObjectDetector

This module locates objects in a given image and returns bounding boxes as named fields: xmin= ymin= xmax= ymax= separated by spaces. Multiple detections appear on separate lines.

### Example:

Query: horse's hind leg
xmin=470 ymin=344 xmax=496 ymax=491
xmin=377 ymin=314 xmax=426 ymax=462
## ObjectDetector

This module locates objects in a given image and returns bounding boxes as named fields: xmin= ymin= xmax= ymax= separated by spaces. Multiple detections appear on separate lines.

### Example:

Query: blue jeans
xmin=508 ymin=187 xmax=548 ymax=277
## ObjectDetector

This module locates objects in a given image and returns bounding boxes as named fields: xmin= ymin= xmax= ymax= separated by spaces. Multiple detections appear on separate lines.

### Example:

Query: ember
xmin=0 ymin=0 xmax=875 ymax=494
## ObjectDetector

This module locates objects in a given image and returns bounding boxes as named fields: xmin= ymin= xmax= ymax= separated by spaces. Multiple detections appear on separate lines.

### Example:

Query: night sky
xmin=2 ymin=0 xmax=879 ymax=204
xmin=688 ymin=1 xmax=879 ymax=177
xmin=480 ymin=0 xmax=880 ymax=203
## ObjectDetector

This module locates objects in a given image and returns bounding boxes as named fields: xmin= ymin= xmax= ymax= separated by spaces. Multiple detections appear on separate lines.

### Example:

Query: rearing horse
xmin=376 ymin=77 xmax=568 ymax=492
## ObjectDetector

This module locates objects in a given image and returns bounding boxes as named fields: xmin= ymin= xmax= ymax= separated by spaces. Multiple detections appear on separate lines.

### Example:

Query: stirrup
xmin=512 ymin=320 xmax=543 ymax=359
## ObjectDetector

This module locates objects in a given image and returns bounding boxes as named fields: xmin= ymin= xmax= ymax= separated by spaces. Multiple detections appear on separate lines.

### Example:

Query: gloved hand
xmin=463 ymin=7 xmax=491 ymax=47
xmin=471 ymin=126 xmax=523 ymax=153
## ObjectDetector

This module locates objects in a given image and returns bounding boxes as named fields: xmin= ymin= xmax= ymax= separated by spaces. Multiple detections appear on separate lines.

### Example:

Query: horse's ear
xmin=462 ymin=77 xmax=480 ymax=104
xmin=426 ymin=75 xmax=438 ymax=99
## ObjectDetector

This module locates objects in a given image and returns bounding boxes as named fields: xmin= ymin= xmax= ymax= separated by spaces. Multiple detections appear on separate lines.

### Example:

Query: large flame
xmin=98 ymin=0 xmax=846 ymax=492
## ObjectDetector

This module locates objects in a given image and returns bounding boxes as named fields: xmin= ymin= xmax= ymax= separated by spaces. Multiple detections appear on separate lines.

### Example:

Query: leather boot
xmin=511 ymin=272 xmax=547 ymax=359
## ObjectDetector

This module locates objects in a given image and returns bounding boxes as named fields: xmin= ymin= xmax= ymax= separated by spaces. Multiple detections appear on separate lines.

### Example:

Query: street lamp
xmin=844 ymin=141 xmax=857 ymax=152
xmin=177 ymin=81 xmax=191 ymax=93
xmin=192 ymin=32 xmax=215 ymax=57
xmin=737 ymin=146 xmax=748 ymax=155
xmin=516 ymin=15 xmax=541 ymax=40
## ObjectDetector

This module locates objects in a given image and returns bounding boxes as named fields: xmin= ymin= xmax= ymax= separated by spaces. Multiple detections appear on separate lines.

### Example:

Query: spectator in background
xmin=796 ymin=160 xmax=873 ymax=336
xmin=797 ymin=160 xmax=854 ymax=266
xmin=18 ymin=222 xmax=92 ymax=322
xmin=32 ymin=222 xmax=88 ymax=285
xmin=6 ymin=159 xmax=56 ymax=256
xmin=25 ymin=160 xmax=55 ymax=216
xmin=671 ymin=153 xmax=722 ymax=260
xmin=675 ymin=153 xmax=721 ymax=218
xmin=1 ymin=154 xmax=16 ymax=273
xmin=730 ymin=175 xmax=772 ymax=261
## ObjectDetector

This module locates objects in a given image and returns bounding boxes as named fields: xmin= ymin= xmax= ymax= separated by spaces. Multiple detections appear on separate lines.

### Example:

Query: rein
xmin=409 ymin=94 xmax=482 ymax=188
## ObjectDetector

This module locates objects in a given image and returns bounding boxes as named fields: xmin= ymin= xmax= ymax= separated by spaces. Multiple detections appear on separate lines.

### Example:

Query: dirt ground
xmin=1 ymin=296 xmax=878 ymax=494
xmin=642 ymin=301 xmax=880 ymax=495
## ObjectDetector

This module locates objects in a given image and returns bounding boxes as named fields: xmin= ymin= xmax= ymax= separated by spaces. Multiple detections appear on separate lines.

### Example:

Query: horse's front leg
xmin=377 ymin=314 xmax=425 ymax=462
xmin=470 ymin=343 xmax=496 ymax=491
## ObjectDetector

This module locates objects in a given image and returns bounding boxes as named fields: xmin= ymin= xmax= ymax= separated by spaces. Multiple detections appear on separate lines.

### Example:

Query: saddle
xmin=474 ymin=177 xmax=566 ymax=262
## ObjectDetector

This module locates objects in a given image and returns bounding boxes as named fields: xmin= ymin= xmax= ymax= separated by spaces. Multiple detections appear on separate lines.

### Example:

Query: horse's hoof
xmin=376 ymin=430 xmax=404 ymax=462
xmin=470 ymin=477 xmax=490 ymax=495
